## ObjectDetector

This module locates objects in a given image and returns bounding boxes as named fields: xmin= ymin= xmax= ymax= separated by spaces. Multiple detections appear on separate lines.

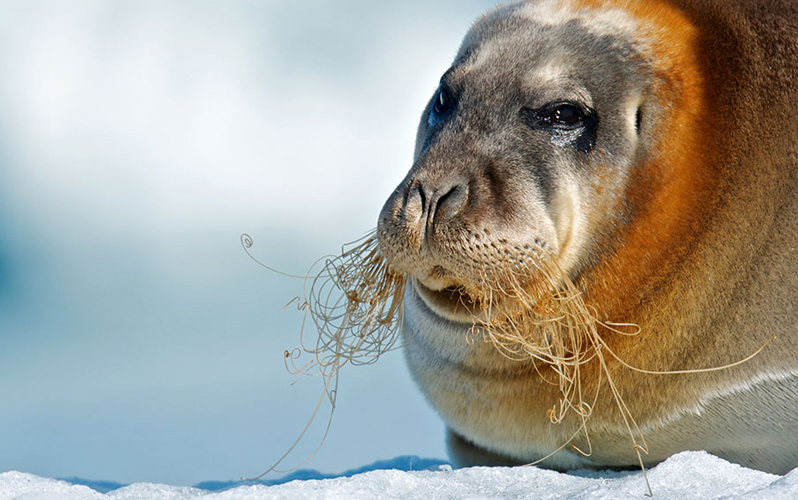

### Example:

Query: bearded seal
xmin=376 ymin=0 xmax=798 ymax=475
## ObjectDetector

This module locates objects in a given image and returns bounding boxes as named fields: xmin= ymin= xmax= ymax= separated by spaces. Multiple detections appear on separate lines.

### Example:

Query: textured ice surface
xmin=2 ymin=451 xmax=796 ymax=500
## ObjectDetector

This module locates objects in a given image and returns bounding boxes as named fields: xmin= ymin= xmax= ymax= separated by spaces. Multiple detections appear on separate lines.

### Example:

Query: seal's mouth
xmin=412 ymin=262 xmax=570 ymax=327
xmin=413 ymin=279 xmax=481 ymax=324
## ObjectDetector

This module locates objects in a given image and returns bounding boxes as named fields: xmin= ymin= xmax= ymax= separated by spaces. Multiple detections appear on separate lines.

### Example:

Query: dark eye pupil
xmin=550 ymin=105 xmax=581 ymax=125
xmin=433 ymin=88 xmax=450 ymax=115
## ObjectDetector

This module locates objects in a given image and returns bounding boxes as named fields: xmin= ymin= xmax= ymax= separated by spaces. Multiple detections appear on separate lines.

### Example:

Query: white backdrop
xmin=0 ymin=0 xmax=499 ymax=486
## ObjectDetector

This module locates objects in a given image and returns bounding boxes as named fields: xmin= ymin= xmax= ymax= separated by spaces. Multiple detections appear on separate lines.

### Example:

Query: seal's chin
xmin=412 ymin=278 xmax=480 ymax=324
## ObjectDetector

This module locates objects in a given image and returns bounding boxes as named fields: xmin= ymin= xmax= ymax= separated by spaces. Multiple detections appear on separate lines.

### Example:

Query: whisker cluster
xmin=457 ymin=253 xmax=648 ymax=471
xmin=243 ymin=230 xmax=770 ymax=494
xmin=293 ymin=231 xmax=407 ymax=377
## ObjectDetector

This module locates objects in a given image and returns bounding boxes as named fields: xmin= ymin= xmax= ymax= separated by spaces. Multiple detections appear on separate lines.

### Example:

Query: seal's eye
xmin=432 ymin=86 xmax=451 ymax=116
xmin=546 ymin=103 xmax=583 ymax=127
xmin=427 ymin=85 xmax=455 ymax=127
xmin=520 ymin=101 xmax=597 ymax=153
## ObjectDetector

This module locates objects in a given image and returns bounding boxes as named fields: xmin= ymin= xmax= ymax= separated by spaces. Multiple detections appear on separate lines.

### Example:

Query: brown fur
xmin=377 ymin=0 xmax=798 ymax=474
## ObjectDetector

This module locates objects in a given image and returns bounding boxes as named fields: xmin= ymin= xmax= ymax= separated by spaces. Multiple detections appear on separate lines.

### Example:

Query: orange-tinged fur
xmin=576 ymin=0 xmax=709 ymax=322
xmin=494 ymin=0 xmax=722 ymax=444
xmin=557 ymin=0 xmax=798 ymax=460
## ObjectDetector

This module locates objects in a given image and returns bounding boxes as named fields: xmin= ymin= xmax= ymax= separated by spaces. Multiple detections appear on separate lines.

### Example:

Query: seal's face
xmin=378 ymin=4 xmax=650 ymax=334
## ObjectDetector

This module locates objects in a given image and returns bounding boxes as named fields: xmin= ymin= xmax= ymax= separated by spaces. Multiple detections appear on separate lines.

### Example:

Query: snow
xmin=2 ymin=451 xmax=797 ymax=500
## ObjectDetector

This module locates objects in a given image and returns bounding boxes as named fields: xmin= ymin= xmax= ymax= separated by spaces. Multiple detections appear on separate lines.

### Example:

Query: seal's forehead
xmin=459 ymin=0 xmax=643 ymax=71
xmin=516 ymin=0 xmax=640 ymax=37
xmin=456 ymin=1 xmax=642 ymax=89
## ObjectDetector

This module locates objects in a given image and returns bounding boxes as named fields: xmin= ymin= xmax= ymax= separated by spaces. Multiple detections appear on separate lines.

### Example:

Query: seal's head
xmin=378 ymin=0 xmax=704 ymax=332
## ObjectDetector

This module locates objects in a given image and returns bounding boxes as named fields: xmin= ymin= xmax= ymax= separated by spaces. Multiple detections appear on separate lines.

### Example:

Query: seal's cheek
xmin=547 ymin=169 xmax=589 ymax=274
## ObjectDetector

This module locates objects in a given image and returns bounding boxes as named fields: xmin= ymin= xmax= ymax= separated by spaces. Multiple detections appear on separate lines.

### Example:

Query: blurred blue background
xmin=0 ymin=0 xmax=498 ymax=487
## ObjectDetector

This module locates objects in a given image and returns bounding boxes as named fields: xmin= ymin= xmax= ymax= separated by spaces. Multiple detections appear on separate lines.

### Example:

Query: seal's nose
xmin=406 ymin=179 xmax=469 ymax=236
xmin=377 ymin=164 xmax=474 ymax=269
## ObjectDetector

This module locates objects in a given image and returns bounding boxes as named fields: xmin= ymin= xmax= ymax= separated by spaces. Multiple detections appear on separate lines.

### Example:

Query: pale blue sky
xmin=0 ymin=0 xmax=499 ymax=486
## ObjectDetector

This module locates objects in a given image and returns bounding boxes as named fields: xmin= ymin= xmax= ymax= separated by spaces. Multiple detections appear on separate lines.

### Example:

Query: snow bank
xmin=2 ymin=451 xmax=797 ymax=500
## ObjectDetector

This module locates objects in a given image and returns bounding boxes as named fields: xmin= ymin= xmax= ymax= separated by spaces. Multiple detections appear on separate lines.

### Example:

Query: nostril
xmin=434 ymin=183 xmax=469 ymax=221
xmin=401 ymin=183 xmax=425 ymax=225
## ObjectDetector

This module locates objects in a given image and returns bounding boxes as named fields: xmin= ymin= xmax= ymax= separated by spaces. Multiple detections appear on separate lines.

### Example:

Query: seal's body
xmin=377 ymin=0 xmax=798 ymax=474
